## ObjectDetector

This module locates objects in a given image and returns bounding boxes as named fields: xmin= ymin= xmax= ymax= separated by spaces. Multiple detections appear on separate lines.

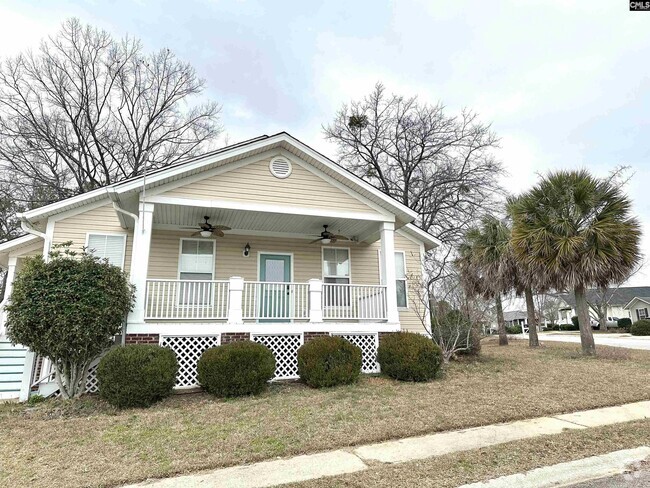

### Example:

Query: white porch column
xmin=380 ymin=222 xmax=400 ymax=324
xmin=308 ymin=278 xmax=323 ymax=323
xmin=127 ymin=202 xmax=155 ymax=326
xmin=227 ymin=276 xmax=244 ymax=324
xmin=0 ymin=256 xmax=18 ymax=336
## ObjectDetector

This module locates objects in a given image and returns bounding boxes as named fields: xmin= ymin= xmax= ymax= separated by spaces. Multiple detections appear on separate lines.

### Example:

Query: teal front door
xmin=259 ymin=254 xmax=292 ymax=322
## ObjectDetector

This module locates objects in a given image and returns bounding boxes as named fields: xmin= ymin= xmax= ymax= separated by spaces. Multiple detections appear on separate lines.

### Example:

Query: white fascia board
xmin=280 ymin=134 xmax=419 ymax=220
xmin=623 ymin=297 xmax=650 ymax=310
xmin=18 ymin=132 xmax=419 ymax=225
xmin=401 ymin=223 xmax=441 ymax=250
xmin=0 ymin=234 xmax=41 ymax=254
xmin=146 ymin=195 xmax=392 ymax=222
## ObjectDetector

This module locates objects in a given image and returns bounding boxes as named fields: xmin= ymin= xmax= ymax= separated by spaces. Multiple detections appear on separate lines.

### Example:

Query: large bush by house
xmin=197 ymin=341 xmax=276 ymax=397
xmin=377 ymin=332 xmax=443 ymax=382
xmin=505 ymin=324 xmax=524 ymax=334
xmin=631 ymin=319 xmax=650 ymax=336
xmin=6 ymin=244 xmax=134 ymax=398
xmin=297 ymin=336 xmax=362 ymax=388
xmin=97 ymin=345 xmax=178 ymax=408
xmin=431 ymin=309 xmax=481 ymax=362
xmin=617 ymin=317 xmax=632 ymax=332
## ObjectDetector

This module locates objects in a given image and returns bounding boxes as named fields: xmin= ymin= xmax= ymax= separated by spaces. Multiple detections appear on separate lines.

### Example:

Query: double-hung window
xmin=178 ymin=239 xmax=215 ymax=306
xmin=323 ymin=248 xmax=350 ymax=306
xmin=379 ymin=250 xmax=409 ymax=309
xmin=638 ymin=308 xmax=648 ymax=320
xmin=86 ymin=233 xmax=127 ymax=269
xmin=395 ymin=251 xmax=408 ymax=308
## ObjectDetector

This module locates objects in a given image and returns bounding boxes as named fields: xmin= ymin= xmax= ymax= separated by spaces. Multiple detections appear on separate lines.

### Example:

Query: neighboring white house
xmin=624 ymin=297 xmax=650 ymax=322
xmin=0 ymin=132 xmax=439 ymax=401
xmin=555 ymin=287 xmax=650 ymax=325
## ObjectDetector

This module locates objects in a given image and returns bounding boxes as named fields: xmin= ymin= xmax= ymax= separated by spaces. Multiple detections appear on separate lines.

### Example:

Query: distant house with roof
xmin=624 ymin=297 xmax=650 ymax=322
xmin=555 ymin=286 xmax=650 ymax=325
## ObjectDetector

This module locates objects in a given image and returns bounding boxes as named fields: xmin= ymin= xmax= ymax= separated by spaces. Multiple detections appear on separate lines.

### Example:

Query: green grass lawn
xmin=1 ymin=339 xmax=649 ymax=488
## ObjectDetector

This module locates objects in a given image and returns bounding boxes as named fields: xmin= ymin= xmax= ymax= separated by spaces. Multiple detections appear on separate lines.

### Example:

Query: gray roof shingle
xmin=555 ymin=286 xmax=650 ymax=308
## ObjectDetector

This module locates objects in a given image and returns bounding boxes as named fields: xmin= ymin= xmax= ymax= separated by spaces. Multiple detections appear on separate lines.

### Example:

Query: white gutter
xmin=19 ymin=215 xmax=47 ymax=240
xmin=106 ymin=189 xmax=138 ymax=225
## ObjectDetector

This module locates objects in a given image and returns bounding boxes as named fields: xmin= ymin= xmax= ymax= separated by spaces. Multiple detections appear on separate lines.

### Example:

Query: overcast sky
xmin=1 ymin=0 xmax=648 ymax=287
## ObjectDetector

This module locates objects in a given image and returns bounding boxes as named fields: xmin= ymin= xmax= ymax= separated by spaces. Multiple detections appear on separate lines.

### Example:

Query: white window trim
xmin=322 ymin=246 xmax=352 ymax=310
xmin=84 ymin=232 xmax=127 ymax=270
xmin=638 ymin=308 xmax=648 ymax=320
xmin=321 ymin=246 xmax=352 ymax=283
xmin=177 ymin=238 xmax=216 ymax=280
xmin=175 ymin=238 xmax=217 ymax=310
xmin=378 ymin=249 xmax=409 ymax=310
xmin=395 ymin=250 xmax=409 ymax=310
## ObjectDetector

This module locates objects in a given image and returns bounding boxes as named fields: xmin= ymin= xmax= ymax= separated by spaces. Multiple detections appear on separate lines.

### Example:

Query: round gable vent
xmin=269 ymin=157 xmax=292 ymax=179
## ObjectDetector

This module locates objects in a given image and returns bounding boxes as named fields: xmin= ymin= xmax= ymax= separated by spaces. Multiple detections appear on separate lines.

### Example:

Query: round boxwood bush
xmin=197 ymin=341 xmax=276 ymax=397
xmin=631 ymin=319 xmax=650 ymax=336
xmin=617 ymin=317 xmax=632 ymax=331
xmin=97 ymin=344 xmax=178 ymax=408
xmin=297 ymin=336 xmax=362 ymax=388
xmin=377 ymin=332 xmax=443 ymax=382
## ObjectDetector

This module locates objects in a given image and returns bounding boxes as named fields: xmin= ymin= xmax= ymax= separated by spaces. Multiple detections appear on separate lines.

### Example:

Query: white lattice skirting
xmin=252 ymin=333 xmax=303 ymax=380
xmin=332 ymin=333 xmax=380 ymax=373
xmin=160 ymin=335 xmax=221 ymax=387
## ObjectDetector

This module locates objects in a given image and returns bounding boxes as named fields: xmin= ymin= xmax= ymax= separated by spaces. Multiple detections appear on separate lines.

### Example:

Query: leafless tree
xmin=323 ymin=83 xmax=504 ymax=283
xmin=534 ymin=293 xmax=561 ymax=326
xmin=0 ymin=18 xmax=222 ymax=206
xmin=411 ymin=270 xmax=489 ymax=362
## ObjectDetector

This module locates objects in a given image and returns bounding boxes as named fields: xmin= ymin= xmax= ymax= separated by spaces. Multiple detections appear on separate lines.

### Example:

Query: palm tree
xmin=508 ymin=169 xmax=641 ymax=356
xmin=457 ymin=215 xmax=516 ymax=346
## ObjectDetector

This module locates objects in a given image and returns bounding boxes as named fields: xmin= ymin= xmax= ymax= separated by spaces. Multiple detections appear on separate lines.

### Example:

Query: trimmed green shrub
xmin=97 ymin=345 xmax=178 ymax=408
xmin=631 ymin=319 xmax=650 ymax=336
xmin=617 ymin=317 xmax=632 ymax=332
xmin=560 ymin=323 xmax=580 ymax=331
xmin=377 ymin=332 xmax=443 ymax=382
xmin=297 ymin=336 xmax=362 ymax=388
xmin=6 ymin=244 xmax=135 ymax=398
xmin=505 ymin=324 xmax=524 ymax=334
xmin=197 ymin=341 xmax=275 ymax=397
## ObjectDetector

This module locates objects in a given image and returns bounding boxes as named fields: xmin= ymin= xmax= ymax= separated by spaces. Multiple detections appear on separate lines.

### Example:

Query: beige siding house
xmin=0 ymin=133 xmax=438 ymax=400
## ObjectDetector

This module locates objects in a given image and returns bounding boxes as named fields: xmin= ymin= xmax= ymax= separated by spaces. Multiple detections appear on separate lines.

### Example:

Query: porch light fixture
xmin=200 ymin=230 xmax=212 ymax=238
xmin=243 ymin=242 xmax=251 ymax=257
xmin=321 ymin=238 xmax=331 ymax=245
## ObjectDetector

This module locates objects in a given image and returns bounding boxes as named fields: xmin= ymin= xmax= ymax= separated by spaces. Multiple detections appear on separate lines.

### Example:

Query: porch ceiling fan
xmin=181 ymin=216 xmax=231 ymax=237
xmin=309 ymin=225 xmax=350 ymax=245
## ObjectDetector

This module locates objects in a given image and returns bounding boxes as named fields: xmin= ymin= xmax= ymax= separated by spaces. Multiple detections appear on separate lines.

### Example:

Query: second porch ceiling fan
xmin=310 ymin=225 xmax=350 ymax=245
xmin=182 ymin=216 xmax=231 ymax=237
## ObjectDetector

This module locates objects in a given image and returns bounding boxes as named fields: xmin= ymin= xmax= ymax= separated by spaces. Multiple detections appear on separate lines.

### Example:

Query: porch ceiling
xmin=151 ymin=203 xmax=380 ymax=242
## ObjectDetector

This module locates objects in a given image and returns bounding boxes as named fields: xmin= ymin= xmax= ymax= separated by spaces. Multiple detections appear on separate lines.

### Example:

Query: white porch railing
xmin=143 ymin=278 xmax=388 ymax=322
xmin=242 ymin=282 xmax=309 ymax=321
xmin=322 ymin=284 xmax=388 ymax=321
xmin=145 ymin=280 xmax=230 ymax=320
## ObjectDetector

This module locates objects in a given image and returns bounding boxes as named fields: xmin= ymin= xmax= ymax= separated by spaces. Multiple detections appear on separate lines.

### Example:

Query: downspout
xmin=106 ymin=189 xmax=139 ymax=225
xmin=106 ymin=189 xmax=139 ymax=346
xmin=19 ymin=215 xmax=49 ymax=259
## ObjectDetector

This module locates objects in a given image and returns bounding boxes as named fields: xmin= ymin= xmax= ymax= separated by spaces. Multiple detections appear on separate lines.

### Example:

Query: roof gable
xmin=157 ymin=153 xmax=381 ymax=215
xmin=21 ymin=132 xmax=418 ymax=226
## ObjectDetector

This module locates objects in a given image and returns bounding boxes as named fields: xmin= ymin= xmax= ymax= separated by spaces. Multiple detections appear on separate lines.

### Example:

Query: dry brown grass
xmin=289 ymin=419 xmax=650 ymax=487
xmin=1 ymin=340 xmax=649 ymax=488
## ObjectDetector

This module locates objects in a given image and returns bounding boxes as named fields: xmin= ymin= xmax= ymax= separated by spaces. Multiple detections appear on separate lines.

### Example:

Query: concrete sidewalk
xmin=458 ymin=446 xmax=650 ymax=488
xmin=124 ymin=400 xmax=650 ymax=488
xmin=514 ymin=332 xmax=650 ymax=351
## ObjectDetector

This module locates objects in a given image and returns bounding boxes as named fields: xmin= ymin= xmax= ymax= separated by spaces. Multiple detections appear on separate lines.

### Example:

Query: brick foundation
xmin=125 ymin=333 xmax=160 ymax=345
xmin=304 ymin=332 xmax=330 ymax=342
xmin=221 ymin=332 xmax=250 ymax=344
